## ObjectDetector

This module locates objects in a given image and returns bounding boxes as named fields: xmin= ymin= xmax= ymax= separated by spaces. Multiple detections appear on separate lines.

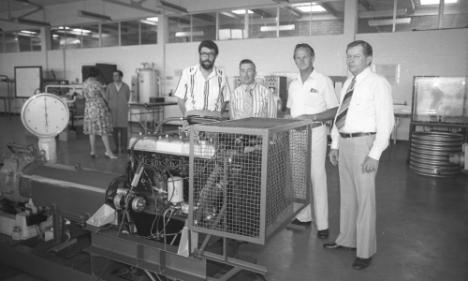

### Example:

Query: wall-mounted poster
xmin=15 ymin=66 xmax=42 ymax=98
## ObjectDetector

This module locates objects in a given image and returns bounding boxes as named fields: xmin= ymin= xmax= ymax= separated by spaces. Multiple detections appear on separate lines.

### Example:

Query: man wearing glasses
xmin=174 ymin=40 xmax=230 ymax=118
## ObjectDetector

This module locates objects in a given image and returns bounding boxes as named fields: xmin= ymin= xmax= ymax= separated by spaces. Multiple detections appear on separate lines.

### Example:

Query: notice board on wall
xmin=15 ymin=66 xmax=42 ymax=98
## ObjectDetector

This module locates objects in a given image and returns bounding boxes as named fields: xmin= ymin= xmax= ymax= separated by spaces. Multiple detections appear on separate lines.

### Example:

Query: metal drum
xmin=409 ymin=132 xmax=464 ymax=177
xmin=137 ymin=67 xmax=159 ymax=103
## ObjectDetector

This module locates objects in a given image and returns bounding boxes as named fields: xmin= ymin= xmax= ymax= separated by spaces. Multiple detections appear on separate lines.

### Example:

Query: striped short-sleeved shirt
xmin=230 ymin=83 xmax=278 ymax=120
xmin=174 ymin=64 xmax=230 ymax=113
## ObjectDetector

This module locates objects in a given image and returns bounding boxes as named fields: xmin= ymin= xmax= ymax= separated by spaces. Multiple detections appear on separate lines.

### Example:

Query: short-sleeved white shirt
xmin=287 ymin=70 xmax=338 ymax=118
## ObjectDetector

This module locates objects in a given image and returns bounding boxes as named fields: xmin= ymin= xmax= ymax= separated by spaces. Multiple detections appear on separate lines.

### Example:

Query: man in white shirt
xmin=324 ymin=40 xmax=394 ymax=270
xmin=230 ymin=59 xmax=277 ymax=119
xmin=174 ymin=40 xmax=230 ymax=118
xmin=287 ymin=43 xmax=338 ymax=240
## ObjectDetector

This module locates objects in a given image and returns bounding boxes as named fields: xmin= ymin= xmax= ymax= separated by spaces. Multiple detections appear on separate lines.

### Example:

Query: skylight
xmin=292 ymin=3 xmax=326 ymax=13
xmin=420 ymin=0 xmax=457 ymax=5
xmin=232 ymin=9 xmax=254 ymax=15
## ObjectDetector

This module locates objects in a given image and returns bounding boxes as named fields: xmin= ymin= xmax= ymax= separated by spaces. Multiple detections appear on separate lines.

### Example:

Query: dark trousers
xmin=113 ymin=127 xmax=128 ymax=152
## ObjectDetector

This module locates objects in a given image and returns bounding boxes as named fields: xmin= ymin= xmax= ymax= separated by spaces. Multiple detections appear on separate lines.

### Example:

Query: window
xmin=168 ymin=15 xmax=191 ymax=43
xmin=219 ymin=10 xmax=245 ymax=40
xmin=101 ymin=22 xmax=119 ymax=47
xmin=140 ymin=17 xmax=158 ymax=44
xmin=50 ymin=26 xmax=84 ymax=49
xmin=191 ymin=13 xmax=216 ymax=41
xmin=4 ymin=31 xmax=18 ymax=53
xmin=81 ymin=24 xmax=99 ymax=48
xmin=248 ymin=7 xmax=278 ymax=39
xmin=358 ymin=0 xmax=467 ymax=33
xmin=121 ymin=20 xmax=140 ymax=46
xmin=440 ymin=0 xmax=468 ymax=29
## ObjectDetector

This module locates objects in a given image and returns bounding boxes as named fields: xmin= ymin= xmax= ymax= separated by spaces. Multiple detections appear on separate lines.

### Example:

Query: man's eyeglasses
xmin=200 ymin=52 xmax=216 ymax=58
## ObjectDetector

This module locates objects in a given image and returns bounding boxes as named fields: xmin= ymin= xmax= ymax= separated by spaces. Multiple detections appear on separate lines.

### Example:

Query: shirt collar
xmin=296 ymin=69 xmax=317 ymax=83
xmin=354 ymin=67 xmax=372 ymax=82
xmin=240 ymin=82 xmax=257 ymax=91
xmin=196 ymin=64 xmax=219 ymax=80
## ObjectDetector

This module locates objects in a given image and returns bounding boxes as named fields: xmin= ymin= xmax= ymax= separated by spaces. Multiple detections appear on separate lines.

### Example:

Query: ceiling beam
xmin=321 ymin=2 xmax=342 ymax=18
xmin=157 ymin=0 xmax=188 ymax=14
xmin=102 ymin=0 xmax=161 ymax=14
xmin=251 ymin=9 xmax=274 ymax=18
xmin=359 ymin=0 xmax=375 ymax=11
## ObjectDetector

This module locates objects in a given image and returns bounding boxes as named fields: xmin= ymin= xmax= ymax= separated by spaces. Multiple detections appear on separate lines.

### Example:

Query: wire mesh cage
xmin=188 ymin=118 xmax=311 ymax=245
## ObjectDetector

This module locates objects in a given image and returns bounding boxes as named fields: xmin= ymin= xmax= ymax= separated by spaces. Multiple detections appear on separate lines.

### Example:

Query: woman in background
xmin=82 ymin=68 xmax=117 ymax=159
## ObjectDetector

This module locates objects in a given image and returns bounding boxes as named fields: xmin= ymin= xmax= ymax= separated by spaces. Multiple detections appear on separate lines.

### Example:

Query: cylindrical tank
xmin=167 ymin=176 xmax=184 ymax=204
xmin=409 ymin=131 xmax=463 ymax=177
xmin=137 ymin=65 xmax=159 ymax=103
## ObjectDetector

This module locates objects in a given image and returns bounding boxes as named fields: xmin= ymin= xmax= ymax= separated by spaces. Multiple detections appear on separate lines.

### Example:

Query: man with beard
xmin=174 ymin=40 xmax=230 ymax=118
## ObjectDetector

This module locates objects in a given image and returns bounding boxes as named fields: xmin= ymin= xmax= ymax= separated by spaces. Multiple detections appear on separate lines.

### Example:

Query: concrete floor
xmin=1 ymin=114 xmax=468 ymax=281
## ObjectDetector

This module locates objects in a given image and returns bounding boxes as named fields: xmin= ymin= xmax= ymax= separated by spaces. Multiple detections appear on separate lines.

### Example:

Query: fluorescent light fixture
xmin=260 ymin=24 xmax=295 ymax=32
xmin=232 ymin=9 xmax=253 ymax=15
xmin=72 ymin=28 xmax=91 ymax=34
xmin=368 ymin=17 xmax=411 ymax=26
xmin=78 ymin=10 xmax=112 ymax=21
xmin=141 ymin=16 xmax=158 ymax=25
xmin=20 ymin=30 xmax=37 ymax=35
xmin=420 ymin=0 xmax=457 ymax=5
xmin=292 ymin=3 xmax=326 ymax=13
xmin=175 ymin=31 xmax=204 ymax=37
xmin=55 ymin=27 xmax=92 ymax=36
xmin=221 ymin=11 xmax=238 ymax=18
xmin=146 ymin=17 xmax=158 ymax=22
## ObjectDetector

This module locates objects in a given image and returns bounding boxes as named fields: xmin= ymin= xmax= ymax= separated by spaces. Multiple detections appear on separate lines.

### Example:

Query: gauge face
xmin=21 ymin=93 xmax=70 ymax=138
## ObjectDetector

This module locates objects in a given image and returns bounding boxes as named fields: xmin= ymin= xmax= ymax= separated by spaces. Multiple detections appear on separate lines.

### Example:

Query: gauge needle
xmin=44 ymin=97 xmax=49 ymax=131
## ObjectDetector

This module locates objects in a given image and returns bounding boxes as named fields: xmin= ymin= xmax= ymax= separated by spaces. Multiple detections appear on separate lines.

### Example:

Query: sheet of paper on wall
xmin=373 ymin=64 xmax=400 ymax=84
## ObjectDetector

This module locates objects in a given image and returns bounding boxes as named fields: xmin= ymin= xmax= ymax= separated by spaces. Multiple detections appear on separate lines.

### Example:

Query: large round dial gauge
xmin=21 ymin=93 xmax=70 ymax=138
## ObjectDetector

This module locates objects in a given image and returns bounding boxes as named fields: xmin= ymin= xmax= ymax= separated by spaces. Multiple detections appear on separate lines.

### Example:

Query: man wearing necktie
xmin=324 ymin=40 xmax=394 ymax=270
xmin=230 ymin=59 xmax=277 ymax=119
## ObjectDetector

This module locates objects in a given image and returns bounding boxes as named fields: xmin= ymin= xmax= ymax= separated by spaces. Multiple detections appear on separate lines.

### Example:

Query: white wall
xmin=357 ymin=29 xmax=468 ymax=140
xmin=1 ymin=28 xmax=467 ymax=139
xmin=164 ymin=34 xmax=348 ymax=91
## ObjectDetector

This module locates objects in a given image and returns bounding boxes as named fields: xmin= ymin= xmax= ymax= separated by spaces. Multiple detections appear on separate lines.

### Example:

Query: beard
xmin=200 ymin=59 xmax=214 ymax=70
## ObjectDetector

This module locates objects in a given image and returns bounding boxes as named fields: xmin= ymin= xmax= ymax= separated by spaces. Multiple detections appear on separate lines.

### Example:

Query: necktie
xmin=335 ymin=77 xmax=356 ymax=130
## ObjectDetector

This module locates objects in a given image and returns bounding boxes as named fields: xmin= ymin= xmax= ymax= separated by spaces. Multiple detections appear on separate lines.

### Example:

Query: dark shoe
xmin=291 ymin=219 xmax=312 ymax=226
xmin=317 ymin=229 xmax=329 ymax=239
xmin=323 ymin=242 xmax=356 ymax=250
xmin=90 ymin=153 xmax=96 ymax=159
xmin=352 ymin=257 xmax=372 ymax=270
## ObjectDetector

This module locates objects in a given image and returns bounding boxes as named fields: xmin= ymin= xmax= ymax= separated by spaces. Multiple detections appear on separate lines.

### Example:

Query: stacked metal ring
xmin=409 ymin=131 xmax=463 ymax=177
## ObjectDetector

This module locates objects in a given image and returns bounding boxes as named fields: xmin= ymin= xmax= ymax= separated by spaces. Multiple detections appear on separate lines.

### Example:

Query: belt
xmin=339 ymin=132 xmax=376 ymax=138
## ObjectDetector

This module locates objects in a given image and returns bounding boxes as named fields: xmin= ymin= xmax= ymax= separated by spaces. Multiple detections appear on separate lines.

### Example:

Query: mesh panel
xmin=265 ymin=126 xmax=309 ymax=232
xmin=189 ymin=119 xmax=310 ymax=244
xmin=192 ymin=133 xmax=263 ymax=239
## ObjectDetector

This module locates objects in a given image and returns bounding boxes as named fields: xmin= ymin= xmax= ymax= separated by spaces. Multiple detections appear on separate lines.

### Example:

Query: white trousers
xmin=296 ymin=125 xmax=329 ymax=231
